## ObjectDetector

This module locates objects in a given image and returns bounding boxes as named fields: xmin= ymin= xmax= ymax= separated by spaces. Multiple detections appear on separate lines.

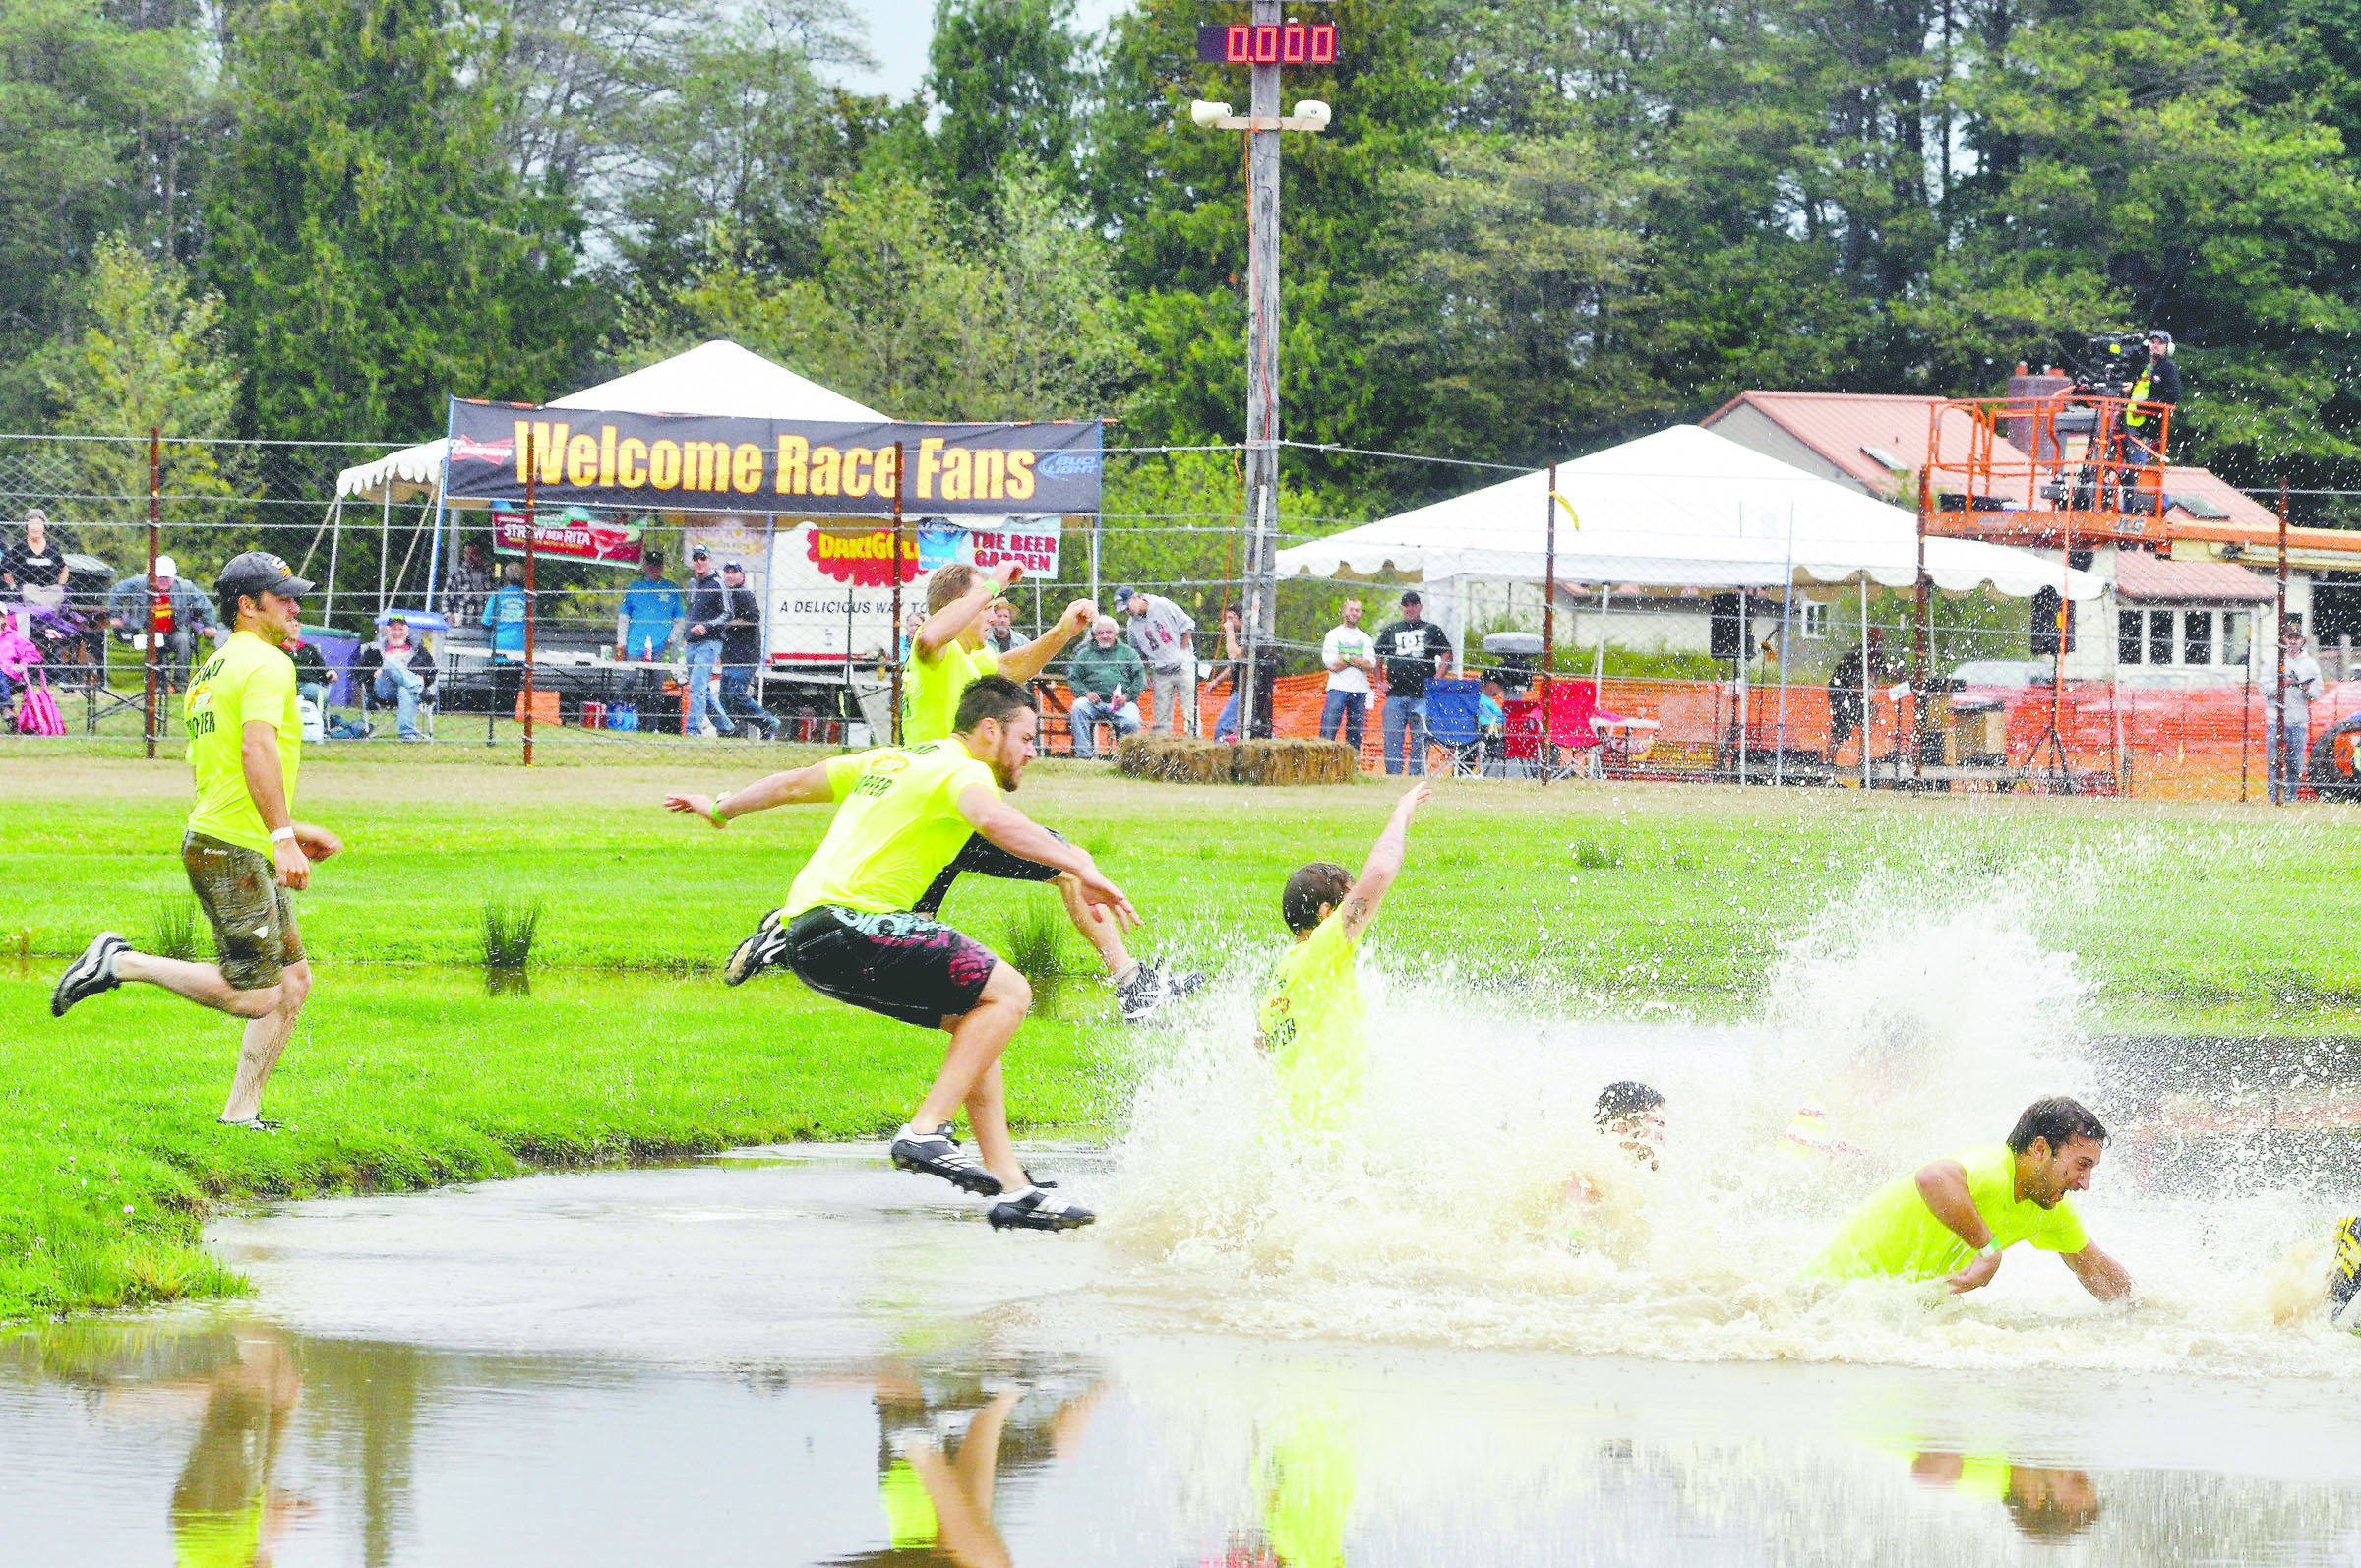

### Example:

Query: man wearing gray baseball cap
xmin=50 ymin=550 xmax=343 ymax=1130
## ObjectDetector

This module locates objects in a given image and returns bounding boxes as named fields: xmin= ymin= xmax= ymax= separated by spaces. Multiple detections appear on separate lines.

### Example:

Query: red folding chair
xmin=1542 ymin=681 xmax=1606 ymax=779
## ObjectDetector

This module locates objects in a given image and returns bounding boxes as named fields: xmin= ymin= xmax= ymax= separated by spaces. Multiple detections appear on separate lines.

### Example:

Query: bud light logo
xmin=1038 ymin=451 xmax=1101 ymax=479
xmin=451 ymin=435 xmax=514 ymax=464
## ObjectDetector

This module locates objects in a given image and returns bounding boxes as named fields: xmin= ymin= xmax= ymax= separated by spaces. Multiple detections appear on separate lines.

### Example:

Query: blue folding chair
xmin=1422 ymin=678 xmax=1484 ymax=776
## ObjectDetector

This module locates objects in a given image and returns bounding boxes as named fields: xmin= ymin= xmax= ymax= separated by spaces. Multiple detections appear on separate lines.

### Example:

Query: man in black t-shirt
xmin=1373 ymin=589 xmax=1454 ymax=775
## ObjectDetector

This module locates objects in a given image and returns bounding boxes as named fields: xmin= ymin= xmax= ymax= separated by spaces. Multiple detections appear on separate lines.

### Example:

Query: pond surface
xmin=7 ymin=1142 xmax=2361 ymax=1568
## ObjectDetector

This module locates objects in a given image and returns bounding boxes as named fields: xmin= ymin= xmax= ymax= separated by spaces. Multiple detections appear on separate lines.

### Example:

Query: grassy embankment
xmin=6 ymin=753 xmax=2361 ymax=1322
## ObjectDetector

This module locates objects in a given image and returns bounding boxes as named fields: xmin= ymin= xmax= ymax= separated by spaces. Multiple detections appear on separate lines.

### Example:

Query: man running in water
xmin=904 ymin=559 xmax=1201 ymax=1022
xmin=666 ymin=674 xmax=1130 ymax=1231
xmin=51 ymin=552 xmax=340 ymax=1128
xmin=1809 ymin=1096 xmax=2133 ymax=1299
xmin=1255 ymin=783 xmax=1431 ymax=1131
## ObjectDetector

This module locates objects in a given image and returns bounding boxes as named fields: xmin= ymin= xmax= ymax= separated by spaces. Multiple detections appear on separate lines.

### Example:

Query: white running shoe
xmin=51 ymin=932 xmax=127 ymax=1018
xmin=889 ymin=1122 xmax=1003 ymax=1195
xmin=988 ymin=1185 xmax=1097 ymax=1232
xmin=724 ymin=909 xmax=790 ymax=987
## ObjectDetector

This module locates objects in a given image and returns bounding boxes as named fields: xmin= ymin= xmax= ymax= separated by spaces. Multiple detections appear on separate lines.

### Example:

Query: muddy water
xmin=6 ymin=1145 xmax=2361 ymax=1568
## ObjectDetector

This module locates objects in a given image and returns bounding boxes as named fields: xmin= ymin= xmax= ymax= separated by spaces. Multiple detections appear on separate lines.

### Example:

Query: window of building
xmin=2148 ymin=610 xmax=2172 ymax=665
xmin=2183 ymin=610 xmax=2214 ymax=665
xmin=2119 ymin=609 xmax=2144 ymax=664
xmin=1801 ymin=601 xmax=1828 ymax=639
xmin=2225 ymin=611 xmax=2252 ymax=666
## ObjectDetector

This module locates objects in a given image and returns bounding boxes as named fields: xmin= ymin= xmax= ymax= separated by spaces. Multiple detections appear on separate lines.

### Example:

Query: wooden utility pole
xmin=1239 ymin=0 xmax=1283 ymax=741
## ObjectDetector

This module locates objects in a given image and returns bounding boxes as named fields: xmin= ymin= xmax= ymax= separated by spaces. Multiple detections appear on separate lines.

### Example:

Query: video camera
xmin=2059 ymin=333 xmax=2148 ymax=395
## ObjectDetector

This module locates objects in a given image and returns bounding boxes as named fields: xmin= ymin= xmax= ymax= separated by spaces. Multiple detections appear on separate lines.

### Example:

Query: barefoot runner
xmin=902 ymin=559 xmax=1202 ymax=1022
xmin=51 ymin=552 xmax=341 ymax=1129
xmin=666 ymin=674 xmax=1134 ymax=1231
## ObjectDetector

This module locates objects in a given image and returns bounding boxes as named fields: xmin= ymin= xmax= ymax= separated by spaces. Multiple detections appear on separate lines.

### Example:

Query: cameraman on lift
xmin=2120 ymin=329 xmax=2180 ymax=464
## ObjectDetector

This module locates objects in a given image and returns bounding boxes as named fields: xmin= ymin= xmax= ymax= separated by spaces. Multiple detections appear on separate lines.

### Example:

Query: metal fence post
xmin=522 ymin=440 xmax=538 ymax=766
xmin=145 ymin=427 xmax=160 ymax=760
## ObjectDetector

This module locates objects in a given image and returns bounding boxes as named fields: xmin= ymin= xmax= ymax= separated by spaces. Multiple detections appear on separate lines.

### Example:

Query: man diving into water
xmin=1810 ymin=1096 xmax=2134 ymax=1300
xmin=666 ymin=675 xmax=1132 ymax=1231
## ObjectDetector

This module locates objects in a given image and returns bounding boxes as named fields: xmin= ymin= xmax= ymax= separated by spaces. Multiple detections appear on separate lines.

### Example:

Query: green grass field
xmin=6 ymin=751 xmax=2361 ymax=1323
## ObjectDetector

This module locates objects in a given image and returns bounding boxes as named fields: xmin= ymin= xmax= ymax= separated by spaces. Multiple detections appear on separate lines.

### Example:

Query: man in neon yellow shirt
xmin=667 ymin=674 xmax=1133 ymax=1230
xmin=52 ymin=552 xmax=342 ymax=1129
xmin=1256 ymin=783 xmax=1431 ymax=1130
xmin=1810 ymin=1096 xmax=2134 ymax=1298
xmin=905 ymin=558 xmax=1201 ymax=1024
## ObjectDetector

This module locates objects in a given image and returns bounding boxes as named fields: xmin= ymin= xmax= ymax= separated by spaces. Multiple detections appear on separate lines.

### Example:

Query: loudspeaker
xmin=1709 ymin=592 xmax=1745 ymax=660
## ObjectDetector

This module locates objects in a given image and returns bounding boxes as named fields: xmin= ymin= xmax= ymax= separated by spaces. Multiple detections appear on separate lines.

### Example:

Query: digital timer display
xmin=1195 ymin=22 xmax=1339 ymax=65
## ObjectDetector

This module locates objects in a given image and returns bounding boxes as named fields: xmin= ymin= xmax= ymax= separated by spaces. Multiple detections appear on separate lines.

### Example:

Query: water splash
xmin=1098 ymin=860 xmax=2361 ymax=1377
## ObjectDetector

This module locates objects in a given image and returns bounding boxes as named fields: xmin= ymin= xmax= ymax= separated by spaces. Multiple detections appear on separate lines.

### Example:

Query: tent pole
xmin=1542 ymin=461 xmax=1556 ymax=784
xmin=378 ymin=487 xmax=392 ymax=621
xmin=323 ymin=496 xmax=344 ymax=632
xmin=1593 ymin=582 xmax=1608 ymax=690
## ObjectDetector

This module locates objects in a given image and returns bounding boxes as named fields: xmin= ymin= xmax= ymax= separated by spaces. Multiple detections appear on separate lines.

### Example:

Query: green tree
xmin=639 ymin=164 xmax=1133 ymax=421
xmin=203 ymin=0 xmax=599 ymax=442
xmin=0 ymin=0 xmax=210 ymax=424
xmin=925 ymin=0 xmax=1087 ymax=210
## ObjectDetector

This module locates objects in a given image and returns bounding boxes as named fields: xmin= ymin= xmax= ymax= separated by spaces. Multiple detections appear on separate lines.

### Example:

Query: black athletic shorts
xmin=786 ymin=905 xmax=1000 ymax=1027
xmin=910 ymin=830 xmax=1065 ymax=917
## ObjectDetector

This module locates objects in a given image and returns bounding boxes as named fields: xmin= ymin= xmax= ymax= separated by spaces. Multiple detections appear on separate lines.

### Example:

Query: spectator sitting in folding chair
xmin=353 ymin=613 xmax=436 ymax=741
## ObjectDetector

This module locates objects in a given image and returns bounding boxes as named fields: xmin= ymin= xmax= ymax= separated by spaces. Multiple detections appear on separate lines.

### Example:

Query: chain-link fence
xmin=0 ymin=429 xmax=2351 ymax=802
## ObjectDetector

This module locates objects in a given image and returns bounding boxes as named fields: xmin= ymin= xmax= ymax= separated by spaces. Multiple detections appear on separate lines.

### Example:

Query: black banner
xmin=443 ymin=398 xmax=1103 ymax=516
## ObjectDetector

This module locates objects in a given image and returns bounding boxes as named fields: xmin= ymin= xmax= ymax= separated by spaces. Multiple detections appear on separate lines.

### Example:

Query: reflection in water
xmin=830 ymin=1366 xmax=1106 ymax=1567
xmin=164 ymin=1330 xmax=307 ymax=1568
xmin=10 ymin=1308 xmax=2361 ymax=1566
xmin=1907 ymin=1453 xmax=2100 ymax=1540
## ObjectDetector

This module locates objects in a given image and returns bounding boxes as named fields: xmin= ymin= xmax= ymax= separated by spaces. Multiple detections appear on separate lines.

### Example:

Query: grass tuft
xmin=482 ymin=895 xmax=543 ymax=971
xmin=1573 ymin=840 xmax=1626 ymax=870
xmin=147 ymin=898 xmax=202 ymax=962
xmin=1005 ymin=890 xmax=1080 ymax=982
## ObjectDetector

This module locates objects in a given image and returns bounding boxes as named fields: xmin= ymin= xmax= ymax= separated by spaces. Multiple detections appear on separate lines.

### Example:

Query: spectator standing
xmin=2270 ymin=621 xmax=2326 ymax=805
xmin=1065 ymin=616 xmax=1147 ymax=757
xmin=1373 ymin=590 xmax=1453 ymax=775
xmin=680 ymin=544 xmax=732 ymax=736
xmin=982 ymin=596 xmax=1024 ymax=656
xmin=716 ymin=559 xmax=777 ymax=739
xmin=487 ymin=561 xmax=529 ymax=718
xmin=1116 ymin=586 xmax=1196 ymax=735
xmin=443 ymin=540 xmax=494 ymax=628
xmin=1319 ymin=597 xmax=1375 ymax=754
xmin=5 ymin=510 xmax=71 ymax=608
xmin=617 ymin=549 xmax=684 ymax=661
xmin=108 ymin=554 xmax=217 ymax=691
xmin=355 ymin=613 xmax=433 ymax=741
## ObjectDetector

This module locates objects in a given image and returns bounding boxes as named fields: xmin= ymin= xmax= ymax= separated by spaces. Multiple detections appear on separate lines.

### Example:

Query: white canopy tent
xmin=1274 ymin=423 xmax=2104 ymax=654
xmin=322 ymin=340 xmax=891 ymax=621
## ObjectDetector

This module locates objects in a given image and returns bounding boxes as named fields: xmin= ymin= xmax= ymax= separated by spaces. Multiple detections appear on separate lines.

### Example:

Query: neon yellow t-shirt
xmin=1810 ymin=1143 xmax=2088 ymax=1280
xmin=1259 ymin=1403 xmax=1357 ymax=1568
xmin=878 ymin=1458 xmax=938 ymax=1548
xmin=903 ymin=639 xmax=999 ymax=744
xmin=1258 ymin=910 xmax=1365 ymax=1129
xmin=184 ymin=631 xmax=300 ymax=854
xmin=784 ymin=741 xmax=998 ymax=917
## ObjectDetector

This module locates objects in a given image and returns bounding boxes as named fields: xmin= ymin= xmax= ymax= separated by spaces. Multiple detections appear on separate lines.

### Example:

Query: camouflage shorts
xmin=181 ymin=832 xmax=304 ymax=990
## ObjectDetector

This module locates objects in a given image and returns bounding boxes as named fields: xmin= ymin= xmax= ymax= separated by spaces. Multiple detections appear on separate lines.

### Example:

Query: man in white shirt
xmin=1319 ymin=597 xmax=1375 ymax=754
xmin=1115 ymin=586 xmax=1197 ymax=735
xmin=2271 ymin=621 xmax=2327 ymax=805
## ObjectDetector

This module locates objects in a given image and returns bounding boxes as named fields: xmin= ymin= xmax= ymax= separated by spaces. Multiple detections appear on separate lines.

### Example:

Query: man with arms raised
xmin=1810 ymin=1096 xmax=2133 ymax=1299
xmin=52 ymin=553 xmax=341 ymax=1129
xmin=667 ymin=675 xmax=1130 ymax=1230
xmin=904 ymin=559 xmax=1200 ymax=1022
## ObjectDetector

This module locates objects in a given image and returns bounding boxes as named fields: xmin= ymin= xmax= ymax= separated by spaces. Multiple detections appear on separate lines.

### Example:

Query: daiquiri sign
xmin=444 ymin=398 xmax=1103 ymax=516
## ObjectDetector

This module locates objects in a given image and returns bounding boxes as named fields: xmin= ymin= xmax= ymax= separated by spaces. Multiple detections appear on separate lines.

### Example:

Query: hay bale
xmin=1112 ymin=734 xmax=1358 ymax=785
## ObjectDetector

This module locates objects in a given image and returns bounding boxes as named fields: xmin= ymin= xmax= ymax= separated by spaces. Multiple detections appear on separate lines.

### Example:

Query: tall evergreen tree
xmin=926 ymin=0 xmax=1087 ymax=210
xmin=204 ymin=0 xmax=597 ymax=442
